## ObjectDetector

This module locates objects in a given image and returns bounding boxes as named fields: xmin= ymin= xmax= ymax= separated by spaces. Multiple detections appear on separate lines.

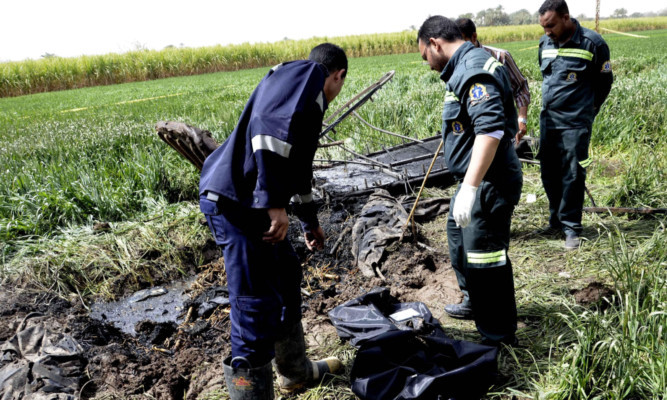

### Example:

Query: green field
xmin=1 ymin=29 xmax=666 ymax=399
xmin=1 ymin=17 xmax=665 ymax=97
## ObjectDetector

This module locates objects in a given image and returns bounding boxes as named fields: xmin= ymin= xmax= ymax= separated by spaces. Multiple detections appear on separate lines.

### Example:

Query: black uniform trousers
xmin=201 ymin=197 xmax=303 ymax=368
xmin=538 ymin=127 xmax=591 ymax=236
xmin=448 ymin=179 xmax=520 ymax=343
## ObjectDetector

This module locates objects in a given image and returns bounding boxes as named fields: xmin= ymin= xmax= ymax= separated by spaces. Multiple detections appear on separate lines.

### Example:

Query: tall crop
xmin=1 ymin=17 xmax=665 ymax=97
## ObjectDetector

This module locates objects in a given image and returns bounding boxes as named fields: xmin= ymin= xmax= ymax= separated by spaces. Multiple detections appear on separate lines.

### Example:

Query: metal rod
xmin=352 ymin=111 xmax=423 ymax=143
xmin=401 ymin=140 xmax=445 ymax=240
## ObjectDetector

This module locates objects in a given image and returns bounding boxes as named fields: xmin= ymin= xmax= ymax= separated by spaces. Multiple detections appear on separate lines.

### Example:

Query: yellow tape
xmin=59 ymin=92 xmax=184 ymax=114
xmin=600 ymin=28 xmax=648 ymax=38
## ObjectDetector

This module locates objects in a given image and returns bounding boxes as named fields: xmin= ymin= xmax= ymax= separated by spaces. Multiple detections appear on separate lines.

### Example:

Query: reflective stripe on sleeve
xmin=445 ymin=91 xmax=459 ymax=103
xmin=291 ymin=192 xmax=314 ymax=204
xmin=251 ymin=135 xmax=292 ymax=158
xmin=467 ymin=249 xmax=507 ymax=268
xmin=483 ymin=57 xmax=503 ymax=74
xmin=579 ymin=158 xmax=592 ymax=168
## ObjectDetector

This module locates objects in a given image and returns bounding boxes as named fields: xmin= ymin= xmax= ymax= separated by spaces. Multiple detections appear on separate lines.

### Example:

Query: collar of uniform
xmin=440 ymin=41 xmax=475 ymax=83
xmin=568 ymin=18 xmax=583 ymax=46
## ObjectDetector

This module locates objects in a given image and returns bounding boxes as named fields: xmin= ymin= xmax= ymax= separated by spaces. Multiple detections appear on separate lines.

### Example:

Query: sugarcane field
xmin=1 ymin=5 xmax=666 ymax=400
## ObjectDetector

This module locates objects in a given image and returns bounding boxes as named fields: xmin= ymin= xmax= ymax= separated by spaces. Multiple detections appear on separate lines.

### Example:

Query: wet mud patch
xmin=571 ymin=281 xmax=615 ymax=310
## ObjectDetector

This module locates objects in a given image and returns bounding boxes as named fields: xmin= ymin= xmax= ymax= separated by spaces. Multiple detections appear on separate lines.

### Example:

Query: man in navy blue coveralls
xmin=199 ymin=43 xmax=347 ymax=399
xmin=418 ymin=16 xmax=523 ymax=346
xmin=537 ymin=0 xmax=613 ymax=250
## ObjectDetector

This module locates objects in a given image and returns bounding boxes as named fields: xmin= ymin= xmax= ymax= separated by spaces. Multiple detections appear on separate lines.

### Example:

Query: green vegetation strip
xmin=1 ymin=17 xmax=666 ymax=97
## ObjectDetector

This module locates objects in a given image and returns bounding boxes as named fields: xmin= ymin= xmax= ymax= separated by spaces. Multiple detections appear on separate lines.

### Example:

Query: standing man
xmin=537 ymin=0 xmax=613 ymax=249
xmin=199 ymin=43 xmax=347 ymax=399
xmin=418 ymin=16 xmax=523 ymax=346
xmin=455 ymin=18 xmax=531 ymax=145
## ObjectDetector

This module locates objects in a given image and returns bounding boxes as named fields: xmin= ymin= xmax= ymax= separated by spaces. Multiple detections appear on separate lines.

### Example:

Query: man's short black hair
xmin=539 ymin=0 xmax=569 ymax=16
xmin=417 ymin=15 xmax=463 ymax=44
xmin=309 ymin=43 xmax=347 ymax=78
xmin=455 ymin=18 xmax=477 ymax=39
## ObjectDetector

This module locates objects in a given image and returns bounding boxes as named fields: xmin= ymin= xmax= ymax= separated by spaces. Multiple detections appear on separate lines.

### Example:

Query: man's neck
xmin=559 ymin=22 xmax=576 ymax=45
xmin=444 ymin=40 xmax=466 ymax=60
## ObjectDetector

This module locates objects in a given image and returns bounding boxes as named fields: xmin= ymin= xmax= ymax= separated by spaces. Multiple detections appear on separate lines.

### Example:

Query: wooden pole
xmin=595 ymin=0 xmax=601 ymax=33
xmin=400 ymin=139 xmax=444 ymax=240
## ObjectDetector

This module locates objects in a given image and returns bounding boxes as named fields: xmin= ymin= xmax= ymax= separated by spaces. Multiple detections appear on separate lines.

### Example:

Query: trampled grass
xmin=1 ymin=28 xmax=666 ymax=400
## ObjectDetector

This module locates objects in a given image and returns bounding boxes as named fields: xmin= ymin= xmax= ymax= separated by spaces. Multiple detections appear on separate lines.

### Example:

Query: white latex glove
xmin=453 ymin=183 xmax=478 ymax=228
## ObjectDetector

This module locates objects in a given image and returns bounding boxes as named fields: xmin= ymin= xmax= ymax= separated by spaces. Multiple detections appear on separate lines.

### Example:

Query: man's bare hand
xmin=304 ymin=226 xmax=325 ymax=251
xmin=515 ymin=121 xmax=527 ymax=144
xmin=263 ymin=208 xmax=289 ymax=243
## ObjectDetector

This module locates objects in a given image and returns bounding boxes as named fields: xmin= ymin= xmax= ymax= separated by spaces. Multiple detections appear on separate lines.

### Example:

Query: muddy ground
xmin=0 ymin=193 xmax=612 ymax=400
xmin=0 ymin=194 xmax=467 ymax=400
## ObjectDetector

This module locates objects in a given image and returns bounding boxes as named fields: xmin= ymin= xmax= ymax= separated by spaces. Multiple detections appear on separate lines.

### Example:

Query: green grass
xmin=1 ymin=28 xmax=666 ymax=400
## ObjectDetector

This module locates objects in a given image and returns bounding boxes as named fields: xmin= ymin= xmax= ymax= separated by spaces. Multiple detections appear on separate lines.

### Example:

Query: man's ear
xmin=335 ymin=69 xmax=346 ymax=81
xmin=472 ymin=32 xmax=478 ymax=44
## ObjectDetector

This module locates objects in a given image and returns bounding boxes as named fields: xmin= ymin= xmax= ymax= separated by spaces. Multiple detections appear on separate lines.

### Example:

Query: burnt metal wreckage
xmin=155 ymin=70 xmax=665 ymax=216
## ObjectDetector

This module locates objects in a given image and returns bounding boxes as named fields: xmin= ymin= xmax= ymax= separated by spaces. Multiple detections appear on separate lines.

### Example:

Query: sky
xmin=1 ymin=0 xmax=664 ymax=62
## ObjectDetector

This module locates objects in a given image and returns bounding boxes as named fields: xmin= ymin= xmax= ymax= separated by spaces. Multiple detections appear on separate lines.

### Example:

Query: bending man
xmin=199 ymin=43 xmax=347 ymax=399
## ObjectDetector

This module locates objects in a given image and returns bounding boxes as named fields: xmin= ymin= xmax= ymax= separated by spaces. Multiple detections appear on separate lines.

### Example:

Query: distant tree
xmin=533 ymin=10 xmax=541 ymax=24
xmin=409 ymin=24 xmax=417 ymax=31
xmin=509 ymin=9 xmax=532 ymax=25
xmin=164 ymin=45 xmax=175 ymax=49
xmin=659 ymin=8 xmax=667 ymax=16
xmin=41 ymin=53 xmax=57 ymax=58
xmin=611 ymin=8 xmax=628 ymax=18
xmin=458 ymin=12 xmax=474 ymax=20
xmin=476 ymin=5 xmax=510 ymax=26
xmin=576 ymin=13 xmax=588 ymax=20
xmin=629 ymin=12 xmax=643 ymax=18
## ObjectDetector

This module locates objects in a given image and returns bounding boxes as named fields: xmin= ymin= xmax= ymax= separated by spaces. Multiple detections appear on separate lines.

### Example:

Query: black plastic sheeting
xmin=329 ymin=288 xmax=498 ymax=400
xmin=351 ymin=330 xmax=498 ymax=400
xmin=0 ymin=313 xmax=84 ymax=400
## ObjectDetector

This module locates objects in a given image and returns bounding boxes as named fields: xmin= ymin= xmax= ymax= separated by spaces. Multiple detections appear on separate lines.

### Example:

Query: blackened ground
xmin=1 ymin=193 xmax=560 ymax=399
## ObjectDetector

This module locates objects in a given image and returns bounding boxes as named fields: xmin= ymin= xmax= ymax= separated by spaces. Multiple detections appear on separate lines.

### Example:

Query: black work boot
xmin=223 ymin=356 xmax=275 ymax=400
xmin=272 ymin=321 xmax=343 ymax=393
xmin=444 ymin=302 xmax=474 ymax=319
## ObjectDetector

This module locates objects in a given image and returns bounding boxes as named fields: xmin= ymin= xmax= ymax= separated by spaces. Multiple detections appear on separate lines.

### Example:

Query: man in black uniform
xmin=537 ymin=0 xmax=613 ymax=249
xmin=418 ymin=16 xmax=523 ymax=345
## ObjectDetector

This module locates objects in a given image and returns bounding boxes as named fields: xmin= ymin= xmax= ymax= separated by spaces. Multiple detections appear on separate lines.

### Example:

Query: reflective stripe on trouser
xmin=538 ymin=127 xmax=591 ymax=236
xmin=204 ymin=202 xmax=303 ymax=367
xmin=447 ymin=180 xmax=520 ymax=343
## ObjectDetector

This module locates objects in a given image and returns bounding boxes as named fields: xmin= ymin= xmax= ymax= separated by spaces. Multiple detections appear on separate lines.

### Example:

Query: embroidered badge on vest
xmin=566 ymin=72 xmax=578 ymax=82
xmin=469 ymin=83 xmax=489 ymax=105
xmin=601 ymin=60 xmax=612 ymax=73
xmin=452 ymin=121 xmax=465 ymax=135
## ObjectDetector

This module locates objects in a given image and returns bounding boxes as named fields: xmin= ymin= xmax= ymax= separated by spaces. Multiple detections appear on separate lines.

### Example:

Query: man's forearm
xmin=463 ymin=135 xmax=500 ymax=187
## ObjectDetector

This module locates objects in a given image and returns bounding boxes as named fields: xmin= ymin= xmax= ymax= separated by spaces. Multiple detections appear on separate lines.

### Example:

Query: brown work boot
xmin=272 ymin=321 xmax=343 ymax=393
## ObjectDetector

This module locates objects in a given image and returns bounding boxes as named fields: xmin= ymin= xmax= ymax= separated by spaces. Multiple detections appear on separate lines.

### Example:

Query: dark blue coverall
xmin=539 ymin=18 xmax=613 ymax=236
xmin=441 ymin=42 xmax=523 ymax=344
xmin=199 ymin=60 xmax=327 ymax=367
